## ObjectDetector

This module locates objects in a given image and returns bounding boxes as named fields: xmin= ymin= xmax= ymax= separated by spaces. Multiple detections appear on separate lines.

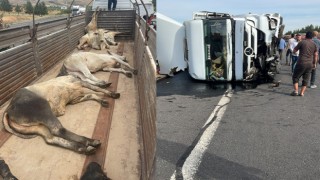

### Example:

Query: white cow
xmin=79 ymin=7 xmax=125 ymax=50
xmin=77 ymin=29 xmax=110 ymax=50
xmin=58 ymin=51 xmax=138 ymax=88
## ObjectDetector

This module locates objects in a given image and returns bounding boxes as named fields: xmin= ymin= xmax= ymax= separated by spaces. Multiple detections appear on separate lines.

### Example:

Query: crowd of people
xmin=279 ymin=31 xmax=320 ymax=96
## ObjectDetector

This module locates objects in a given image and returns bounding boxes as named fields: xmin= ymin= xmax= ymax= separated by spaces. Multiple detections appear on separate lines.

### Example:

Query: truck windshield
xmin=204 ymin=20 xmax=228 ymax=80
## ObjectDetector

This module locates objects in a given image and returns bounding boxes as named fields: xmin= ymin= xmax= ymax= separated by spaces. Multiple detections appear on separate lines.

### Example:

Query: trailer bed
xmin=0 ymin=42 xmax=141 ymax=180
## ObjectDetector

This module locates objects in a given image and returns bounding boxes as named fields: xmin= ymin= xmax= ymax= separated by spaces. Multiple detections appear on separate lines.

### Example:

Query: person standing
xmin=286 ymin=34 xmax=295 ymax=65
xmin=309 ymin=31 xmax=320 ymax=88
xmin=108 ymin=0 xmax=117 ymax=11
xmin=291 ymin=31 xmax=318 ymax=96
xmin=278 ymin=37 xmax=286 ymax=62
xmin=291 ymin=34 xmax=302 ymax=73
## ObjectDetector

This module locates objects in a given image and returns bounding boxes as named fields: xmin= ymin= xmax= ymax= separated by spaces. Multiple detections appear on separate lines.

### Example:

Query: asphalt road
xmin=156 ymin=64 xmax=320 ymax=180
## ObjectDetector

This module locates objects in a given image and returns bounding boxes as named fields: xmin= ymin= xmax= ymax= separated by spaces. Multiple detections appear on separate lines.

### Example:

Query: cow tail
xmin=2 ymin=112 xmax=36 ymax=139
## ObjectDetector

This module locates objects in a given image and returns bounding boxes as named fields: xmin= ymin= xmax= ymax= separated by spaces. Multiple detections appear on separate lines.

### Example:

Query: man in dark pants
xmin=309 ymin=31 xmax=320 ymax=88
xmin=291 ymin=31 xmax=318 ymax=96
xmin=108 ymin=0 xmax=117 ymax=10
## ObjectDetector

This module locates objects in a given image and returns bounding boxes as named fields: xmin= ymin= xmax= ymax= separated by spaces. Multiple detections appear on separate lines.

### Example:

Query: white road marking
xmin=170 ymin=89 xmax=233 ymax=180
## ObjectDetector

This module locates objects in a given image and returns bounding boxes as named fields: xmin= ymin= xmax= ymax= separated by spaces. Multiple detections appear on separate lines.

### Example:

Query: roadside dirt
xmin=0 ymin=44 xmax=140 ymax=179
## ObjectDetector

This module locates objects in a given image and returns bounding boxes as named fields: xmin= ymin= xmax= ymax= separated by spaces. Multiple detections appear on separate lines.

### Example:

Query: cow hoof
xmin=85 ymin=146 xmax=97 ymax=155
xmin=125 ymin=72 xmax=133 ymax=78
xmin=133 ymin=70 xmax=138 ymax=75
xmin=99 ymin=82 xmax=112 ymax=88
xmin=101 ymin=100 xmax=109 ymax=107
xmin=111 ymin=92 xmax=120 ymax=99
xmin=90 ymin=139 xmax=101 ymax=147
xmin=105 ymin=82 xmax=112 ymax=87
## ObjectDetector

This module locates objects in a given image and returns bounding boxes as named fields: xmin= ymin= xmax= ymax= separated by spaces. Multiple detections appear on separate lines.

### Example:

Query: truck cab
xmin=184 ymin=11 xmax=283 ymax=81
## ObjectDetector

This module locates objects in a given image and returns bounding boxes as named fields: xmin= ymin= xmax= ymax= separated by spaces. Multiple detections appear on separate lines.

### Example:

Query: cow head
xmin=91 ymin=29 xmax=110 ymax=50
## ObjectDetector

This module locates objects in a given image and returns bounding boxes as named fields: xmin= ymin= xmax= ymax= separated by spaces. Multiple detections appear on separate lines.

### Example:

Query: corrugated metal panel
xmin=38 ymin=30 xmax=70 ymax=72
xmin=69 ymin=23 xmax=86 ymax=48
xmin=0 ymin=43 xmax=37 ymax=105
xmin=85 ymin=10 xmax=136 ymax=41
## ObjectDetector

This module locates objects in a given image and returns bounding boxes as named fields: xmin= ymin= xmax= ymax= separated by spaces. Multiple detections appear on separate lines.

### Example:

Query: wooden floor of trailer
xmin=0 ymin=42 xmax=141 ymax=180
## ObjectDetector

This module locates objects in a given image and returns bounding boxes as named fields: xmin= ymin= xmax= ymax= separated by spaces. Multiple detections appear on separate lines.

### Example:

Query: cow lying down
xmin=78 ymin=29 xmax=110 ymax=50
xmin=2 ymin=75 xmax=120 ymax=155
xmin=77 ymin=30 xmax=125 ymax=50
xmin=59 ymin=51 xmax=138 ymax=88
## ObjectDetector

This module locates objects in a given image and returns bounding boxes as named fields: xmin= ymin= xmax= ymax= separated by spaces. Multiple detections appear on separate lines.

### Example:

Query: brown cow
xmin=2 ymin=75 xmax=120 ymax=155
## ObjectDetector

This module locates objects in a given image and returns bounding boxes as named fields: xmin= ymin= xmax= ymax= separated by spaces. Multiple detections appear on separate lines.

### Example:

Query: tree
xmin=15 ymin=4 xmax=22 ymax=14
xmin=40 ymin=2 xmax=48 ymax=15
xmin=25 ymin=1 xmax=33 ymax=14
xmin=285 ymin=24 xmax=320 ymax=35
xmin=0 ymin=0 xmax=13 ymax=12
xmin=34 ymin=1 xmax=47 ymax=16
xmin=152 ymin=0 xmax=156 ymax=11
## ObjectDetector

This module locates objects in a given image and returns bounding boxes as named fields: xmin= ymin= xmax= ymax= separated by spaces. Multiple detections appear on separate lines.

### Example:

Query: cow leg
xmin=70 ymin=94 xmax=109 ymax=107
xmin=80 ymin=81 xmax=120 ymax=99
xmin=77 ymin=37 xmax=88 ymax=50
xmin=101 ymin=42 xmax=110 ymax=49
xmin=69 ymin=72 xmax=111 ymax=88
xmin=106 ymin=40 xmax=118 ymax=46
xmin=40 ymin=116 xmax=101 ymax=148
xmin=111 ymin=57 xmax=138 ymax=75
xmin=7 ymin=120 xmax=98 ymax=155
xmin=102 ymin=67 xmax=133 ymax=78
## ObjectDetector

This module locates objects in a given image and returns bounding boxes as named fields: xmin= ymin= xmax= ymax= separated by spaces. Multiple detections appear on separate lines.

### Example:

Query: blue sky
xmin=157 ymin=0 xmax=320 ymax=32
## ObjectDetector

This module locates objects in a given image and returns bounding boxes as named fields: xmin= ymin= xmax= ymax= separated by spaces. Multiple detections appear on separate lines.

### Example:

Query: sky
xmin=157 ymin=0 xmax=320 ymax=33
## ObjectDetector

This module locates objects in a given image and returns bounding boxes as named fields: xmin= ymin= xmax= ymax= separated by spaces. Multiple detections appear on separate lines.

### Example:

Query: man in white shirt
xmin=291 ymin=34 xmax=302 ymax=73
xmin=286 ymin=34 xmax=296 ymax=65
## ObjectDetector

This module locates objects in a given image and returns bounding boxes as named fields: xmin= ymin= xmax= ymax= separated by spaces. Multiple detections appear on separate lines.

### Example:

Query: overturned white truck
xmin=185 ymin=11 xmax=284 ymax=81
xmin=158 ymin=11 xmax=284 ymax=82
